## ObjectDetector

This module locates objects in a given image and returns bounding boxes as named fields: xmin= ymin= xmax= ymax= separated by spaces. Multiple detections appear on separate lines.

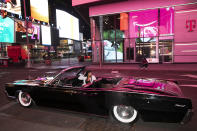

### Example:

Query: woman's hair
xmin=84 ymin=70 xmax=91 ymax=77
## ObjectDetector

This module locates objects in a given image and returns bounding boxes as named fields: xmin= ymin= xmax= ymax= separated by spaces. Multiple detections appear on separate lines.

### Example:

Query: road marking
xmin=0 ymin=112 xmax=13 ymax=118
xmin=0 ymin=72 xmax=10 ymax=75
xmin=180 ymin=85 xmax=197 ymax=88
xmin=181 ymin=74 xmax=197 ymax=79
xmin=29 ymin=70 xmax=38 ymax=72
xmin=0 ymin=102 xmax=17 ymax=112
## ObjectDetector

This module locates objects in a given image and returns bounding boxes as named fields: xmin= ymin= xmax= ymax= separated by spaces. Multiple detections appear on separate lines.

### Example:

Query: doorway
xmin=136 ymin=37 xmax=159 ymax=63
xmin=159 ymin=39 xmax=173 ymax=63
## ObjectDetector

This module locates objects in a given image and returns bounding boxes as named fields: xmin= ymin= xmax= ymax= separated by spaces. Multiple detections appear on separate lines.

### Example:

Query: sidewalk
xmin=30 ymin=58 xmax=197 ymax=72
xmin=87 ymin=63 xmax=197 ymax=71
xmin=32 ymin=58 xmax=91 ymax=70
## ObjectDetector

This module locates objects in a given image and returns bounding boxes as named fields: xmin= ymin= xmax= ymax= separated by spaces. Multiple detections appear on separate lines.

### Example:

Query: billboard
xmin=0 ymin=0 xmax=21 ymax=15
xmin=41 ymin=25 xmax=51 ymax=45
xmin=56 ymin=9 xmax=79 ymax=41
xmin=30 ymin=0 xmax=49 ymax=23
xmin=0 ymin=16 xmax=14 ymax=43
xmin=15 ymin=20 xmax=40 ymax=43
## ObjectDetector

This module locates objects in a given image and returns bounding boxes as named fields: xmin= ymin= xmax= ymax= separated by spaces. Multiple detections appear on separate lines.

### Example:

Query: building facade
xmin=73 ymin=0 xmax=197 ymax=63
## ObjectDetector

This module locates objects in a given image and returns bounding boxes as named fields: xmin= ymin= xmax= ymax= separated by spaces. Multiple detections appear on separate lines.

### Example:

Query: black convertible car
xmin=5 ymin=66 xmax=193 ymax=124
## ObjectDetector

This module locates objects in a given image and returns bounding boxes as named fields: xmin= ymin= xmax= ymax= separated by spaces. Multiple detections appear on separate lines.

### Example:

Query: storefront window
xmin=90 ymin=7 xmax=175 ymax=63
xmin=129 ymin=9 xmax=158 ymax=63
xmin=103 ymin=15 xmax=115 ymax=40
xmin=159 ymin=7 xmax=174 ymax=36
xmin=103 ymin=39 xmax=123 ymax=63
xmin=129 ymin=9 xmax=158 ymax=38
xmin=158 ymin=7 xmax=174 ymax=63
xmin=159 ymin=38 xmax=173 ymax=63
xmin=136 ymin=37 xmax=157 ymax=63
xmin=102 ymin=14 xmax=124 ymax=63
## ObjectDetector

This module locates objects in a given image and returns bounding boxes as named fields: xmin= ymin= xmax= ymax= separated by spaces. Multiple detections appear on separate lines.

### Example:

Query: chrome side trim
xmin=175 ymin=104 xmax=186 ymax=108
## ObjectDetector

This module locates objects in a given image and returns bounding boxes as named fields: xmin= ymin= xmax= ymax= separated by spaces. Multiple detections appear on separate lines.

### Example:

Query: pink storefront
xmin=73 ymin=0 xmax=197 ymax=63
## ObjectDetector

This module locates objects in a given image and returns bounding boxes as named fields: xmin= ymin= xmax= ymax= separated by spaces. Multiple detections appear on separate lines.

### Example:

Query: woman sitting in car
xmin=78 ymin=70 xmax=96 ymax=86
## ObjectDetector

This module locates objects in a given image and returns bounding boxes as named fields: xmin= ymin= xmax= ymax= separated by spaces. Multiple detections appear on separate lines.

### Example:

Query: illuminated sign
xmin=30 ymin=0 xmax=49 ymax=23
xmin=0 ymin=16 xmax=14 ymax=43
xmin=0 ymin=0 xmax=21 ymax=15
xmin=129 ymin=9 xmax=158 ymax=38
xmin=15 ymin=20 xmax=40 ymax=43
xmin=129 ymin=8 xmax=174 ymax=38
xmin=56 ymin=9 xmax=79 ymax=41
xmin=41 ymin=25 xmax=51 ymax=45
xmin=186 ymin=19 xmax=196 ymax=32
xmin=120 ymin=13 xmax=128 ymax=31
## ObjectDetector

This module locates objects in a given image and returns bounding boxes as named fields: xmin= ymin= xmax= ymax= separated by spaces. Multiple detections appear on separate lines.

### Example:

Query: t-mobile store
xmin=73 ymin=0 xmax=197 ymax=63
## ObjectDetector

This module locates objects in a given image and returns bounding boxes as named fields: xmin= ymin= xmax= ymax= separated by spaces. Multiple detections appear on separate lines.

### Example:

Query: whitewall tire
xmin=112 ymin=105 xmax=138 ymax=124
xmin=18 ymin=91 xmax=32 ymax=107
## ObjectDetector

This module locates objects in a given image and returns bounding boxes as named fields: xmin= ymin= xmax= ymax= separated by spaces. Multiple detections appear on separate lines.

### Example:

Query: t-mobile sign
xmin=175 ymin=9 xmax=197 ymax=43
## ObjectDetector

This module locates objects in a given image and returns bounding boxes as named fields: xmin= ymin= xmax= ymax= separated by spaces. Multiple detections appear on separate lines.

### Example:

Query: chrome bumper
xmin=4 ymin=90 xmax=16 ymax=99
xmin=181 ymin=109 xmax=194 ymax=124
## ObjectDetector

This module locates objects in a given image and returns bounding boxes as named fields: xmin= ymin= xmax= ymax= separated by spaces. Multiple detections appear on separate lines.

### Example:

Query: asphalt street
xmin=0 ymin=67 xmax=197 ymax=131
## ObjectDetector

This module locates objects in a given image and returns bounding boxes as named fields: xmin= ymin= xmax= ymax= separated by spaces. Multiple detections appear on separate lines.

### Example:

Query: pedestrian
xmin=58 ymin=52 xmax=63 ymax=64
xmin=43 ymin=53 xmax=47 ymax=61
xmin=139 ymin=57 xmax=149 ymax=69
xmin=18 ymin=55 xmax=22 ymax=63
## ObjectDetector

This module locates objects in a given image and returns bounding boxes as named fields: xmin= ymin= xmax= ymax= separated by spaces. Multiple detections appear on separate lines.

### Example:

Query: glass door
xmin=136 ymin=37 xmax=159 ymax=63
xmin=159 ymin=39 xmax=173 ymax=63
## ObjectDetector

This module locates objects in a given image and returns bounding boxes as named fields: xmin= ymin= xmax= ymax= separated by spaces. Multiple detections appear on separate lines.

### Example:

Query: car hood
xmin=121 ymin=77 xmax=183 ymax=97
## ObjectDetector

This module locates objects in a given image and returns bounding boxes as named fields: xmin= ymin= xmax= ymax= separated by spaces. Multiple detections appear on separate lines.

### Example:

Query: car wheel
xmin=112 ymin=105 xmax=138 ymax=124
xmin=18 ymin=91 xmax=32 ymax=107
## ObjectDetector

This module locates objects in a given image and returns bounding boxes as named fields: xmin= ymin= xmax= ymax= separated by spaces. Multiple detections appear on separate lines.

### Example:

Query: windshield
xmin=57 ymin=68 xmax=83 ymax=80
xmin=47 ymin=67 xmax=84 ymax=85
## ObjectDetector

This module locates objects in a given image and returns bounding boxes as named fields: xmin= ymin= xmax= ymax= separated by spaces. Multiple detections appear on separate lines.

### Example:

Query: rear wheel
xmin=18 ymin=91 xmax=32 ymax=107
xmin=112 ymin=105 xmax=138 ymax=124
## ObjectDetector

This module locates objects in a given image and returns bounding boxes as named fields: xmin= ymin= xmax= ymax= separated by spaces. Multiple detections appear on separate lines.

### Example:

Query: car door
xmin=33 ymin=84 xmax=74 ymax=107
xmin=34 ymin=81 xmax=81 ymax=109
xmin=33 ymin=67 xmax=84 ymax=108
xmin=73 ymin=83 xmax=108 ymax=115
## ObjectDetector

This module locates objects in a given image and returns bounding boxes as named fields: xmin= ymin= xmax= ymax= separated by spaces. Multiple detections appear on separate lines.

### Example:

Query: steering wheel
xmin=52 ymin=79 xmax=61 ymax=86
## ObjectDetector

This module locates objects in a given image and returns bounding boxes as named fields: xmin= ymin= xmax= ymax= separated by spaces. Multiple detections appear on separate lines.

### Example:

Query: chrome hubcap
xmin=21 ymin=93 xmax=31 ymax=104
xmin=116 ymin=106 xmax=134 ymax=119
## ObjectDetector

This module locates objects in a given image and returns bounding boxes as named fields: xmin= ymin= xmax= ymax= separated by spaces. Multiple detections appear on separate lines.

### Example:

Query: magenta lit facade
xmin=72 ymin=0 xmax=101 ymax=6
xmin=73 ymin=0 xmax=197 ymax=63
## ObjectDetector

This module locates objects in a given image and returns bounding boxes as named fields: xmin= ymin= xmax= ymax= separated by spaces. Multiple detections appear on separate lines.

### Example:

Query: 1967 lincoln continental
xmin=5 ymin=66 xmax=193 ymax=124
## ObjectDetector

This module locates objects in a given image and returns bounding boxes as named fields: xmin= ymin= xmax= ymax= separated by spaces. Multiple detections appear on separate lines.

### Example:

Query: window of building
xmin=90 ymin=7 xmax=175 ymax=63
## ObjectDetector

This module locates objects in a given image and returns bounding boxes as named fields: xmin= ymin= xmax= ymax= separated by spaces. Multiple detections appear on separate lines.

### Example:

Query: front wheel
xmin=18 ymin=91 xmax=32 ymax=107
xmin=112 ymin=105 xmax=138 ymax=124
